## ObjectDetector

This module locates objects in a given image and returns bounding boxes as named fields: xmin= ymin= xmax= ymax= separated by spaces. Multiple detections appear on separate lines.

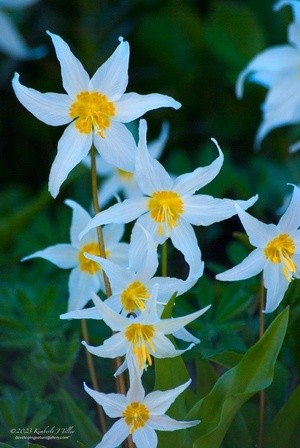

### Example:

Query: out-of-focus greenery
xmin=1 ymin=1 xmax=300 ymax=447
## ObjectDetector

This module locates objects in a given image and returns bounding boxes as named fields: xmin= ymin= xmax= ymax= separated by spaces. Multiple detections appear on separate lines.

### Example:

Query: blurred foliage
xmin=1 ymin=0 xmax=300 ymax=447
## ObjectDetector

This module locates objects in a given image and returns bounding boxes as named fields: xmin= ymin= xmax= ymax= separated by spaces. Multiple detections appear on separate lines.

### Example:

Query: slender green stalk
xmin=90 ymin=147 xmax=127 ymax=394
xmin=258 ymin=275 xmax=265 ymax=448
xmin=81 ymin=319 xmax=107 ymax=433
xmin=161 ymin=241 xmax=168 ymax=277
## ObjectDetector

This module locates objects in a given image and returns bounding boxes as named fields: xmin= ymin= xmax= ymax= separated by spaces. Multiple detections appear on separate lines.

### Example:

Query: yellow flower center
xmin=121 ymin=281 xmax=150 ymax=312
xmin=148 ymin=190 xmax=184 ymax=236
xmin=69 ymin=91 xmax=115 ymax=137
xmin=122 ymin=402 xmax=150 ymax=434
xmin=78 ymin=242 xmax=109 ymax=275
xmin=264 ymin=233 xmax=296 ymax=282
xmin=117 ymin=168 xmax=134 ymax=182
xmin=125 ymin=323 xmax=155 ymax=368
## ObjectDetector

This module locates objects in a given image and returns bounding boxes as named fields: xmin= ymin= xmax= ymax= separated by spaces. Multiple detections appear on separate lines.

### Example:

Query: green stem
xmin=258 ymin=275 xmax=265 ymax=448
xmin=161 ymin=241 xmax=168 ymax=277
xmin=90 ymin=146 xmax=127 ymax=398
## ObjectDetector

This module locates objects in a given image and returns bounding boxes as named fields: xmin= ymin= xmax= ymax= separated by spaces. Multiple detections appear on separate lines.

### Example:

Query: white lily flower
xmin=80 ymin=119 xmax=258 ymax=271
xmin=22 ymin=199 xmax=128 ymax=311
xmin=237 ymin=1 xmax=300 ymax=151
xmin=82 ymin=121 xmax=170 ymax=207
xmin=83 ymin=362 xmax=199 ymax=448
xmin=216 ymin=185 xmax=300 ymax=313
xmin=82 ymin=285 xmax=210 ymax=371
xmin=12 ymin=32 xmax=180 ymax=197
xmin=0 ymin=0 xmax=45 ymax=59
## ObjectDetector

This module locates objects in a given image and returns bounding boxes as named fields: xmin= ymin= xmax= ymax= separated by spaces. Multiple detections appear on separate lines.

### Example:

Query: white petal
xmin=90 ymin=38 xmax=129 ymax=101
xmin=64 ymin=199 xmax=95 ymax=247
xmin=173 ymin=327 xmax=200 ymax=344
xmin=236 ymin=45 xmax=300 ymax=98
xmin=79 ymin=197 xmax=147 ymax=238
xmin=155 ymin=305 xmax=210 ymax=335
xmin=95 ymin=419 xmax=128 ymax=448
xmin=129 ymin=224 xmax=158 ymax=280
xmin=83 ymin=382 xmax=126 ymax=417
xmin=92 ymin=293 xmax=127 ymax=331
xmin=47 ymin=31 xmax=90 ymax=98
xmin=149 ymin=414 xmax=199 ymax=431
xmin=102 ymin=223 xmax=125 ymax=246
xmin=148 ymin=121 xmax=169 ymax=160
xmin=216 ymin=248 xmax=265 ymax=281
xmin=235 ymin=204 xmax=277 ymax=247
xmin=135 ymin=119 xmax=173 ymax=195
xmin=289 ymin=139 xmax=300 ymax=153
xmin=183 ymin=194 xmax=258 ymax=226
xmin=97 ymin=175 xmax=121 ymax=207
xmin=145 ymin=380 xmax=191 ymax=414
xmin=278 ymin=185 xmax=300 ymax=232
xmin=12 ymin=73 xmax=72 ymax=125
xmin=60 ymin=306 xmax=101 ymax=320
xmin=263 ymin=262 xmax=289 ymax=313
xmin=68 ymin=268 xmax=101 ymax=311
xmin=48 ymin=122 xmax=92 ymax=198
xmin=149 ymin=273 xmax=200 ymax=301
xmin=152 ymin=333 xmax=194 ymax=358
xmin=85 ymin=254 xmax=132 ymax=293
xmin=94 ymin=121 xmax=137 ymax=170
xmin=170 ymin=220 xmax=204 ymax=276
xmin=108 ymin=243 xmax=129 ymax=267
xmin=82 ymin=332 xmax=127 ymax=358
xmin=0 ymin=10 xmax=43 ymax=59
xmin=132 ymin=427 xmax=158 ymax=448
xmin=173 ymin=139 xmax=224 ymax=195
xmin=116 ymin=92 xmax=181 ymax=123
xmin=22 ymin=244 xmax=77 ymax=268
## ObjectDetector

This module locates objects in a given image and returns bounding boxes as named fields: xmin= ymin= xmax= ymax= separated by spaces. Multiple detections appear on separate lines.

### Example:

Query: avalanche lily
xmin=84 ymin=366 xmax=199 ymax=448
xmin=12 ymin=32 xmax=181 ymax=197
xmin=22 ymin=199 xmax=128 ymax=311
xmin=80 ymin=119 xmax=258 ymax=271
xmin=0 ymin=0 xmax=45 ymax=59
xmin=82 ymin=121 xmax=170 ymax=206
xmin=81 ymin=286 xmax=210 ymax=371
xmin=237 ymin=0 xmax=300 ymax=151
xmin=216 ymin=184 xmax=300 ymax=313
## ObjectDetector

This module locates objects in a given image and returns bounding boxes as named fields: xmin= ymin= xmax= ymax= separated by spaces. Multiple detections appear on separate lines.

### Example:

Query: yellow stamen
xmin=125 ymin=323 xmax=155 ymax=368
xmin=122 ymin=402 xmax=150 ymax=433
xmin=121 ymin=281 xmax=150 ymax=312
xmin=78 ymin=243 xmax=109 ymax=275
xmin=116 ymin=168 xmax=134 ymax=182
xmin=264 ymin=233 xmax=296 ymax=282
xmin=148 ymin=190 xmax=184 ymax=236
xmin=69 ymin=91 xmax=115 ymax=137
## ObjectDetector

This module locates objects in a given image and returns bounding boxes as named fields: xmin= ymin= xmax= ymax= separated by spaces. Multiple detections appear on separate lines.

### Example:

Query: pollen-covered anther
xmin=78 ymin=243 xmax=109 ymax=274
xmin=264 ymin=233 xmax=296 ymax=282
xmin=122 ymin=402 xmax=150 ymax=433
xmin=69 ymin=91 xmax=115 ymax=137
xmin=148 ymin=190 xmax=184 ymax=236
xmin=125 ymin=323 xmax=155 ymax=368
xmin=121 ymin=281 xmax=150 ymax=312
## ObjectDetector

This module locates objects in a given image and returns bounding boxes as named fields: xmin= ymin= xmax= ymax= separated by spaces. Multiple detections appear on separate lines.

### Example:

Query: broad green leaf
xmin=187 ymin=307 xmax=289 ymax=448
xmin=264 ymin=385 xmax=300 ymax=448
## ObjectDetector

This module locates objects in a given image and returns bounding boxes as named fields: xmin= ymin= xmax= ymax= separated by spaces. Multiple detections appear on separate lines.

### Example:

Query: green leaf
xmin=187 ymin=307 xmax=289 ymax=448
xmin=49 ymin=389 xmax=101 ymax=446
xmin=264 ymin=385 xmax=300 ymax=448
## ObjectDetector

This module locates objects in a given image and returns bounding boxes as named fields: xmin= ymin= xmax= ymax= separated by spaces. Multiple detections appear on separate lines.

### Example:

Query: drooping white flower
xmin=80 ymin=119 xmax=258 ymax=272
xmin=22 ymin=199 xmax=128 ymax=311
xmin=237 ymin=1 xmax=300 ymax=151
xmin=83 ymin=360 xmax=199 ymax=448
xmin=0 ymin=0 xmax=45 ymax=59
xmin=81 ymin=285 xmax=210 ymax=371
xmin=216 ymin=184 xmax=300 ymax=313
xmin=82 ymin=122 xmax=170 ymax=207
xmin=12 ymin=32 xmax=180 ymax=197
xmin=60 ymin=224 xmax=203 ymax=344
